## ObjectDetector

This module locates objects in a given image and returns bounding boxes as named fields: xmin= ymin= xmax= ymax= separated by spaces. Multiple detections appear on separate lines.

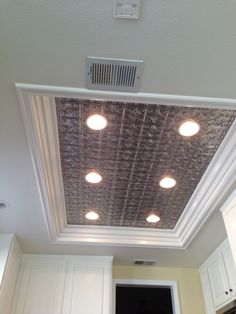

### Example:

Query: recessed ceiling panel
xmin=55 ymin=98 xmax=236 ymax=229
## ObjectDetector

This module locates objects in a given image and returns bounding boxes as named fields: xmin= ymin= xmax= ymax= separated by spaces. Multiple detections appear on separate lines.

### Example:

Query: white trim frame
xmin=113 ymin=279 xmax=181 ymax=314
xmin=221 ymin=189 xmax=236 ymax=267
xmin=15 ymin=83 xmax=236 ymax=248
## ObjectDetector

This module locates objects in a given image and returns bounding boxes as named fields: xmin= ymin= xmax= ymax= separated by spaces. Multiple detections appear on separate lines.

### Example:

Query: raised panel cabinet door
xmin=221 ymin=242 xmax=236 ymax=298
xmin=62 ymin=257 xmax=112 ymax=314
xmin=11 ymin=256 xmax=67 ymax=314
xmin=199 ymin=267 xmax=215 ymax=314
xmin=207 ymin=252 xmax=231 ymax=308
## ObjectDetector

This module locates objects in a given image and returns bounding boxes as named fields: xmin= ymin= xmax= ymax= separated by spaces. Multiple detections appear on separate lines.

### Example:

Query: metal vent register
xmin=134 ymin=260 xmax=156 ymax=266
xmin=86 ymin=57 xmax=143 ymax=92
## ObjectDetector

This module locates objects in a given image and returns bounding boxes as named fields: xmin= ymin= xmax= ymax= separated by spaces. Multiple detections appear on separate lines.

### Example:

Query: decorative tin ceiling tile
xmin=56 ymin=98 xmax=236 ymax=229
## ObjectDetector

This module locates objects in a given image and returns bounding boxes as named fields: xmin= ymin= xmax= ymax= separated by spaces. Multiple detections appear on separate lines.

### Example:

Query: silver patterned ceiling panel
xmin=55 ymin=98 xmax=236 ymax=229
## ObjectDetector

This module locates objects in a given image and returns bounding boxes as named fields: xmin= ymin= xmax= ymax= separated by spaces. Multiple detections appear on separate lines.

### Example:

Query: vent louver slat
xmin=86 ymin=57 xmax=143 ymax=92
xmin=134 ymin=260 xmax=156 ymax=266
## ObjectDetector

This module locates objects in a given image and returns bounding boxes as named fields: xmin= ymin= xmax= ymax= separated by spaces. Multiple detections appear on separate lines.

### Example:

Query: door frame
xmin=113 ymin=278 xmax=181 ymax=314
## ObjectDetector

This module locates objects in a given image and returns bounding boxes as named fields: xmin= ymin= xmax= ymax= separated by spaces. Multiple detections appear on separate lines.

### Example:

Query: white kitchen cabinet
xmin=0 ymin=234 xmax=13 ymax=285
xmin=199 ymin=239 xmax=236 ymax=314
xmin=221 ymin=190 xmax=236 ymax=267
xmin=11 ymin=255 xmax=67 ymax=314
xmin=221 ymin=241 xmax=236 ymax=299
xmin=199 ymin=268 xmax=215 ymax=314
xmin=62 ymin=256 xmax=113 ymax=314
xmin=11 ymin=255 xmax=113 ymax=314
xmin=206 ymin=251 xmax=231 ymax=308
xmin=0 ymin=234 xmax=21 ymax=314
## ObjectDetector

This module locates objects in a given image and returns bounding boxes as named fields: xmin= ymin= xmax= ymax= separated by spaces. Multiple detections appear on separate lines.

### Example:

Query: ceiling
xmin=56 ymin=97 xmax=235 ymax=229
xmin=1 ymin=0 xmax=236 ymax=267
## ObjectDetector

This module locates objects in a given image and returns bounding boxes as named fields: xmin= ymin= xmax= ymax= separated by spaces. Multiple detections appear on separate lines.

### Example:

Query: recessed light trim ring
xmin=159 ymin=176 xmax=176 ymax=189
xmin=85 ymin=211 xmax=99 ymax=220
xmin=178 ymin=120 xmax=200 ymax=137
xmin=85 ymin=171 xmax=103 ymax=184
xmin=86 ymin=114 xmax=107 ymax=131
xmin=146 ymin=214 xmax=160 ymax=223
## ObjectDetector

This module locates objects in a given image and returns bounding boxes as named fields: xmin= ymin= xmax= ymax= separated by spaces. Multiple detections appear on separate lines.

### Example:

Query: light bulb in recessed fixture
xmin=0 ymin=201 xmax=9 ymax=209
xmin=146 ymin=214 xmax=160 ymax=223
xmin=86 ymin=114 xmax=107 ymax=130
xmin=85 ymin=171 xmax=102 ymax=184
xmin=178 ymin=120 xmax=200 ymax=137
xmin=85 ymin=211 xmax=99 ymax=220
xmin=159 ymin=176 xmax=176 ymax=189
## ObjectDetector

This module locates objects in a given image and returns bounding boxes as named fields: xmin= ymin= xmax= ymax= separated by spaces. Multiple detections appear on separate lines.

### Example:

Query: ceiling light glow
xmin=85 ymin=171 xmax=102 ymax=184
xmin=0 ymin=201 xmax=9 ymax=209
xmin=85 ymin=211 xmax=99 ymax=220
xmin=146 ymin=214 xmax=160 ymax=223
xmin=159 ymin=177 xmax=176 ymax=189
xmin=86 ymin=114 xmax=107 ymax=130
xmin=178 ymin=120 xmax=200 ymax=137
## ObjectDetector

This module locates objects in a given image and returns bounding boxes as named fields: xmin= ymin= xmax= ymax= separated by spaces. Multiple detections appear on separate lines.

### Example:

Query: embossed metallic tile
xmin=56 ymin=98 xmax=236 ymax=229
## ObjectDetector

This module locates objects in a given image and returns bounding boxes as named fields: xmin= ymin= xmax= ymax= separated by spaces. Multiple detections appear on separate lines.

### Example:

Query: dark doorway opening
xmin=116 ymin=285 xmax=173 ymax=314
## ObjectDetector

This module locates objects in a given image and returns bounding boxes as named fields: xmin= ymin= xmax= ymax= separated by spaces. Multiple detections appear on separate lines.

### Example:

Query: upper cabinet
xmin=62 ymin=257 xmax=113 ymax=314
xmin=221 ymin=242 xmax=236 ymax=298
xmin=200 ymin=239 xmax=236 ymax=314
xmin=0 ymin=234 xmax=21 ymax=314
xmin=221 ymin=190 xmax=236 ymax=267
xmin=11 ymin=256 xmax=67 ymax=314
xmin=199 ymin=267 xmax=215 ymax=314
xmin=206 ymin=250 xmax=230 ymax=308
xmin=0 ymin=234 xmax=14 ymax=285
xmin=12 ymin=255 xmax=113 ymax=314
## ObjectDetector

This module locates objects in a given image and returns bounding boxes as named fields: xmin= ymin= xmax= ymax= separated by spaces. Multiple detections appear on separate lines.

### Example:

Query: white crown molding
xmin=16 ymin=83 xmax=236 ymax=109
xmin=15 ymin=83 xmax=236 ymax=249
xmin=175 ymin=120 xmax=236 ymax=247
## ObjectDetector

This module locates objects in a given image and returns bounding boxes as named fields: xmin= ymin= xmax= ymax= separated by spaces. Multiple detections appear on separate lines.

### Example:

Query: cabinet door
xmin=199 ymin=267 xmax=215 ymax=314
xmin=222 ymin=243 xmax=236 ymax=298
xmin=207 ymin=252 xmax=231 ymax=308
xmin=62 ymin=257 xmax=112 ymax=314
xmin=11 ymin=256 xmax=67 ymax=314
xmin=0 ymin=238 xmax=21 ymax=314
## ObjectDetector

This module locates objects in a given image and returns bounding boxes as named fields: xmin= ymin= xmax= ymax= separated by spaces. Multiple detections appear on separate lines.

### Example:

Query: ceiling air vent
xmin=133 ymin=260 xmax=156 ymax=266
xmin=86 ymin=57 xmax=143 ymax=92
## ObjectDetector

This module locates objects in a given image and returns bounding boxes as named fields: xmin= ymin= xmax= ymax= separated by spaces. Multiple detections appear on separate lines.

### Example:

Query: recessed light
xmin=86 ymin=114 xmax=107 ymax=130
xmin=0 ymin=201 xmax=9 ymax=209
xmin=146 ymin=214 xmax=160 ymax=223
xmin=159 ymin=176 xmax=176 ymax=189
xmin=178 ymin=120 xmax=200 ymax=137
xmin=85 ymin=211 xmax=99 ymax=220
xmin=85 ymin=171 xmax=102 ymax=184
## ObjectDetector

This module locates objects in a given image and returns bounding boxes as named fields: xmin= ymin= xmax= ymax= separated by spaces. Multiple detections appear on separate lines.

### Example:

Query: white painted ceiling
xmin=1 ymin=0 xmax=236 ymax=267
